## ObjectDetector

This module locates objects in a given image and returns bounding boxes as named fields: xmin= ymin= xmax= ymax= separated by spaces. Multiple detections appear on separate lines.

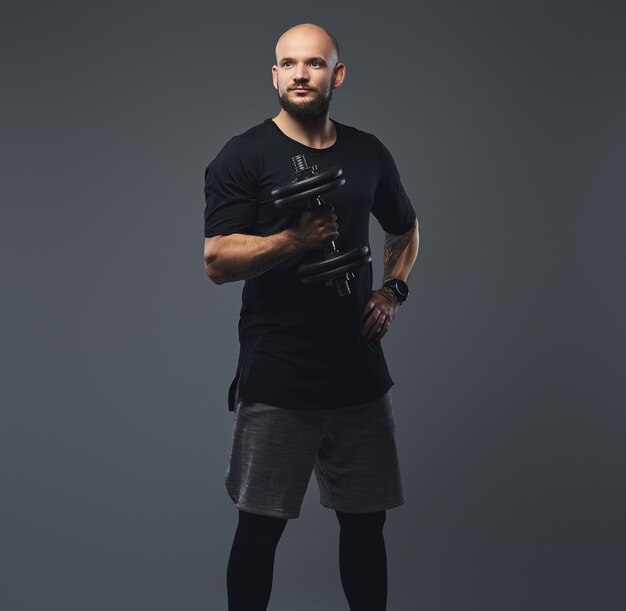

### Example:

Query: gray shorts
xmin=225 ymin=380 xmax=405 ymax=519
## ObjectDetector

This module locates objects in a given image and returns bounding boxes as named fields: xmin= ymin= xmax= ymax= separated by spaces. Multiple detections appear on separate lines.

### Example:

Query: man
xmin=203 ymin=23 xmax=419 ymax=611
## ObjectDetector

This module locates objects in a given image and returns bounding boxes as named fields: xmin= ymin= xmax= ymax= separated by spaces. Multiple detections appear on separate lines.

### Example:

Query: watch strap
xmin=382 ymin=278 xmax=409 ymax=303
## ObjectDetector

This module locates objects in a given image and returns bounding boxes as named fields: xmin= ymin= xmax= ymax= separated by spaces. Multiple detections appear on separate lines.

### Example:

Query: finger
xmin=372 ymin=317 xmax=389 ymax=340
xmin=362 ymin=298 xmax=377 ymax=317
xmin=361 ymin=313 xmax=378 ymax=337
xmin=362 ymin=306 xmax=381 ymax=328
xmin=362 ymin=311 xmax=384 ymax=338
xmin=368 ymin=322 xmax=384 ymax=340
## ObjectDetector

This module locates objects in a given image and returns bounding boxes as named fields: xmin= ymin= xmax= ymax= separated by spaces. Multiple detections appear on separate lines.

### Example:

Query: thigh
xmin=226 ymin=399 xmax=331 ymax=519
xmin=313 ymin=391 xmax=405 ymax=513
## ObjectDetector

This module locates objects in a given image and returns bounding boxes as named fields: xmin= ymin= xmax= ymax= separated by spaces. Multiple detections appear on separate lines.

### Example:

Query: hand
xmin=290 ymin=205 xmax=339 ymax=251
xmin=361 ymin=289 xmax=400 ymax=341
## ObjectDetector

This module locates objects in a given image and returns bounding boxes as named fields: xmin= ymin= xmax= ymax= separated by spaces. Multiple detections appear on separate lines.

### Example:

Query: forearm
xmin=382 ymin=220 xmax=419 ymax=283
xmin=375 ymin=220 xmax=419 ymax=303
xmin=206 ymin=230 xmax=301 ymax=284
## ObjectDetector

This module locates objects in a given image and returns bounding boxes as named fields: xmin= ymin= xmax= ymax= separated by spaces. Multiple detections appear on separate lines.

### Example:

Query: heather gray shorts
xmin=224 ymin=379 xmax=405 ymax=519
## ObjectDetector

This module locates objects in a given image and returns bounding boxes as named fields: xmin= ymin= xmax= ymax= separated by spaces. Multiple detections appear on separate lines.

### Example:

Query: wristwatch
xmin=382 ymin=278 xmax=409 ymax=304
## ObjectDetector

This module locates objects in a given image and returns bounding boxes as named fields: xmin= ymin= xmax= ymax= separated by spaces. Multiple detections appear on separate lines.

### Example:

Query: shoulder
xmin=219 ymin=120 xmax=267 ymax=155
xmin=228 ymin=118 xmax=275 ymax=152
xmin=207 ymin=120 xmax=269 ymax=173
xmin=333 ymin=119 xmax=388 ymax=165
xmin=235 ymin=119 xmax=272 ymax=140
xmin=333 ymin=119 xmax=382 ymax=151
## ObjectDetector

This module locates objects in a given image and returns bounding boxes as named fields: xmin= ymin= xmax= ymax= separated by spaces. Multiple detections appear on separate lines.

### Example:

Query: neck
xmin=272 ymin=110 xmax=336 ymax=149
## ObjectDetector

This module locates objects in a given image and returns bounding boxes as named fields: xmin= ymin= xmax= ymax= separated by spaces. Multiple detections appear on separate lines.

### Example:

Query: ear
xmin=331 ymin=62 xmax=346 ymax=89
xmin=271 ymin=65 xmax=278 ymax=90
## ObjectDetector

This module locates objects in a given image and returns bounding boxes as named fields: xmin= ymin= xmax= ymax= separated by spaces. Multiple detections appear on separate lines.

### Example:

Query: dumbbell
xmin=270 ymin=154 xmax=371 ymax=297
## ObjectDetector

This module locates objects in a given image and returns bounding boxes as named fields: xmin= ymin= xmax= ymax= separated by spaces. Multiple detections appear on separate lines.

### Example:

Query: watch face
xmin=395 ymin=280 xmax=409 ymax=297
xmin=384 ymin=279 xmax=408 ymax=300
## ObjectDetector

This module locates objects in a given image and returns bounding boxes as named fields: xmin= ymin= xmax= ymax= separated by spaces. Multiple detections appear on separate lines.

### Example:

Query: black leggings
xmin=227 ymin=508 xmax=387 ymax=611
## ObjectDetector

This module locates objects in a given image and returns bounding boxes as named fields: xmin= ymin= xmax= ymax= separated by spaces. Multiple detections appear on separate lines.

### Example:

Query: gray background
xmin=2 ymin=1 xmax=625 ymax=610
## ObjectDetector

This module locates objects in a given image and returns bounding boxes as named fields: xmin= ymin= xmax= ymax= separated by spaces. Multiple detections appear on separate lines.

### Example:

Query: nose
xmin=293 ymin=62 xmax=309 ymax=84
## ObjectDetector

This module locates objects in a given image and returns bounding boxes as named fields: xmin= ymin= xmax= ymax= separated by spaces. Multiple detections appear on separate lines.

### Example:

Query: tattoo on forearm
xmin=224 ymin=251 xmax=294 ymax=282
xmin=382 ymin=224 xmax=416 ymax=283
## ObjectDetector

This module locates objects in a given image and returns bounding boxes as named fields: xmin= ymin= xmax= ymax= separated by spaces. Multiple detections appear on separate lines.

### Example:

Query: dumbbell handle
xmin=308 ymin=195 xmax=353 ymax=296
xmin=308 ymin=195 xmax=338 ymax=252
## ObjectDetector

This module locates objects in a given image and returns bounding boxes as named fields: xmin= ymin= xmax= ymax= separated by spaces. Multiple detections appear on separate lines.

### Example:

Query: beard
xmin=278 ymin=86 xmax=333 ymax=122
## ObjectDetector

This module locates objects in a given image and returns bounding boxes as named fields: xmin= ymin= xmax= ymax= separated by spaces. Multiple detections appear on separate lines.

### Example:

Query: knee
xmin=335 ymin=509 xmax=386 ymax=531
xmin=236 ymin=509 xmax=288 ymax=543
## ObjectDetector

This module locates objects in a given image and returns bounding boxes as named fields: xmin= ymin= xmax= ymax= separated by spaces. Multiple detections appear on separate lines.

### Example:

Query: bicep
xmin=370 ymin=140 xmax=416 ymax=235
xmin=204 ymin=138 xmax=259 ymax=237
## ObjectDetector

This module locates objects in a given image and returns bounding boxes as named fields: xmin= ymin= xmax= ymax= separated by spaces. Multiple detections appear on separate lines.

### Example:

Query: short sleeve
xmin=203 ymin=136 xmax=259 ymax=237
xmin=370 ymin=137 xmax=417 ymax=234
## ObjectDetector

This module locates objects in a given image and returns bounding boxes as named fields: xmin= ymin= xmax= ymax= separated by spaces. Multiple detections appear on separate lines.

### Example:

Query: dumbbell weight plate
xmin=271 ymin=167 xmax=343 ymax=200
xmin=299 ymin=253 xmax=372 ymax=285
xmin=297 ymin=246 xmax=371 ymax=281
xmin=297 ymin=245 xmax=370 ymax=276
xmin=274 ymin=177 xmax=346 ymax=209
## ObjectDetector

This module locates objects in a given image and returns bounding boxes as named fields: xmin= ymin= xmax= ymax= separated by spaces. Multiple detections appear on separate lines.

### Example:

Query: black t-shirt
xmin=204 ymin=117 xmax=416 ymax=411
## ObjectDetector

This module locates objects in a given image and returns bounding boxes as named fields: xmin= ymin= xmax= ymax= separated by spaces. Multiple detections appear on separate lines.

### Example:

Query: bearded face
xmin=277 ymin=79 xmax=334 ymax=122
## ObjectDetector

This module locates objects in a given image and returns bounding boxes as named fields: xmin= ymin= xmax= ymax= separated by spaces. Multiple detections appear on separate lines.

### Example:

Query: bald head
xmin=274 ymin=23 xmax=339 ymax=67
